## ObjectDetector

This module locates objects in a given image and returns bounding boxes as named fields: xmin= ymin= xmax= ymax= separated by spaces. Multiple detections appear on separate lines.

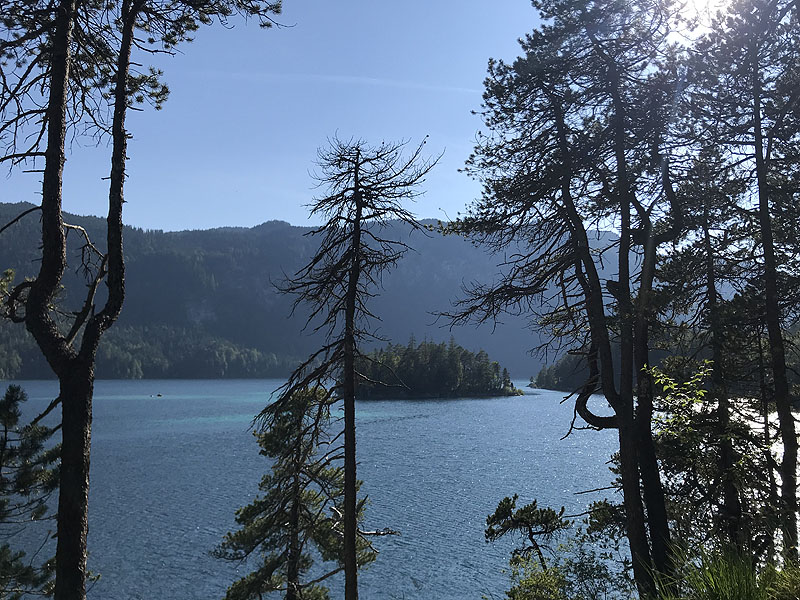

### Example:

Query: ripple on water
xmin=11 ymin=380 xmax=617 ymax=600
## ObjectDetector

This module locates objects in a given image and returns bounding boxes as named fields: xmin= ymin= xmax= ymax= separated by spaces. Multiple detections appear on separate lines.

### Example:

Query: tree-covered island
xmin=356 ymin=339 xmax=522 ymax=399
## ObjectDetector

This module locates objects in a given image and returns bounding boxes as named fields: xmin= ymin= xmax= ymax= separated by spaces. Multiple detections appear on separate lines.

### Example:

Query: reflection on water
xmin=12 ymin=379 xmax=616 ymax=600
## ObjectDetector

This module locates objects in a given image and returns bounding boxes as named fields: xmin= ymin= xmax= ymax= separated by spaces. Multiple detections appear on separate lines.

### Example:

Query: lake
xmin=10 ymin=379 xmax=618 ymax=600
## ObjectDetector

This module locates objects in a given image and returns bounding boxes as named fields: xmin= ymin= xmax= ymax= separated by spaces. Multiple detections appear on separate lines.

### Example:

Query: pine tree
xmin=2 ymin=2 xmax=282 ymax=597
xmin=446 ymin=0 xmax=685 ymax=591
xmin=687 ymin=0 xmax=800 ymax=559
xmin=217 ymin=387 xmax=375 ymax=600
xmin=269 ymin=137 xmax=437 ymax=600
xmin=0 ymin=385 xmax=59 ymax=599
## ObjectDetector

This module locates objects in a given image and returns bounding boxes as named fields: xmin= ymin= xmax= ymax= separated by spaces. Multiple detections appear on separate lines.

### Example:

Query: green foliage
xmin=357 ymin=338 xmax=521 ymax=399
xmin=216 ymin=387 xmax=375 ymax=600
xmin=96 ymin=325 xmax=299 ymax=379
xmin=489 ymin=520 xmax=634 ymax=600
xmin=657 ymin=551 xmax=763 ymax=600
xmin=648 ymin=361 xmax=779 ymax=557
xmin=485 ymin=494 xmax=634 ymax=599
xmin=485 ymin=495 xmax=571 ymax=559
xmin=0 ymin=202 xmax=541 ymax=380
xmin=500 ymin=544 xmax=634 ymax=600
xmin=761 ymin=562 xmax=800 ymax=600
xmin=0 ymin=385 xmax=58 ymax=599
xmin=656 ymin=550 xmax=800 ymax=600
xmin=0 ymin=320 xmax=300 ymax=380
xmin=649 ymin=361 xmax=712 ymax=432
xmin=503 ymin=556 xmax=569 ymax=600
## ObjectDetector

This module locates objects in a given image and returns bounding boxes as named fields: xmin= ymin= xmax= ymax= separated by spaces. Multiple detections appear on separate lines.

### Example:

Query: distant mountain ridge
xmin=0 ymin=202 xmax=615 ymax=379
xmin=0 ymin=203 xmax=552 ymax=378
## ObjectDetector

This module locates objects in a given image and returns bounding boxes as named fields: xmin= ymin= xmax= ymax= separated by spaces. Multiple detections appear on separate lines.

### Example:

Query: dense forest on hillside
xmin=0 ymin=202 xmax=596 ymax=379
xmin=356 ymin=339 xmax=521 ymax=399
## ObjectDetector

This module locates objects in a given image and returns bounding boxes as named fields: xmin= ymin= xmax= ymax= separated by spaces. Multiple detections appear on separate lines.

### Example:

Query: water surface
xmin=12 ymin=379 xmax=617 ymax=600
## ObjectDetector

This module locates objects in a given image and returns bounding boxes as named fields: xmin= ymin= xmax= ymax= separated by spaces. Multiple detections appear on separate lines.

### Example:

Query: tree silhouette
xmin=1 ymin=1 xmax=281 ymax=597
xmin=268 ymin=136 xmax=437 ymax=599
xmin=0 ymin=385 xmax=59 ymax=598
xmin=445 ymin=0 xmax=684 ymax=593
xmin=217 ymin=387 xmax=375 ymax=600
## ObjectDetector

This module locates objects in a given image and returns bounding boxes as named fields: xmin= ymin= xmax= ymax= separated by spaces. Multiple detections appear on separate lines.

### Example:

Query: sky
xmin=4 ymin=1 xmax=541 ymax=231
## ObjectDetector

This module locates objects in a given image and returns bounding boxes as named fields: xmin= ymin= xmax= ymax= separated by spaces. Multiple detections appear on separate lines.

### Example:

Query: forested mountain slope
xmin=0 ymin=202 xmax=616 ymax=379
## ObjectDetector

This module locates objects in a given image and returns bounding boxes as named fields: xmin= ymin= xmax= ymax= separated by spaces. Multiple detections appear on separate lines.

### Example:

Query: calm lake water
xmin=11 ymin=379 xmax=617 ymax=600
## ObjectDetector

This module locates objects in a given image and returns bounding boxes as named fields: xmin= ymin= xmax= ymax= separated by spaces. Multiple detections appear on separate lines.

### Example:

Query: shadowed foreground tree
xmin=217 ymin=387 xmax=375 ymax=600
xmin=686 ymin=0 xmax=800 ymax=559
xmin=266 ymin=137 xmax=437 ymax=600
xmin=445 ymin=0 xmax=684 ymax=593
xmin=1 ymin=1 xmax=281 ymax=598
xmin=0 ymin=385 xmax=59 ymax=599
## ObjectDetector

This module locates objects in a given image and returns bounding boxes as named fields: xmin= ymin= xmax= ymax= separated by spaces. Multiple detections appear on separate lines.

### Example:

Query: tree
xmin=485 ymin=495 xmax=572 ymax=571
xmin=269 ymin=136 xmax=437 ymax=599
xmin=485 ymin=495 xmax=633 ymax=600
xmin=653 ymin=149 xmax=754 ymax=552
xmin=217 ymin=387 xmax=375 ymax=600
xmin=447 ymin=0 xmax=684 ymax=593
xmin=0 ymin=385 xmax=59 ymax=599
xmin=1 ymin=1 xmax=281 ymax=597
xmin=687 ymin=0 xmax=800 ymax=559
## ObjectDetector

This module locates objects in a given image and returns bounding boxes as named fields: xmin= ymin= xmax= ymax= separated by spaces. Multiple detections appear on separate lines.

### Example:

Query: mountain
xmin=0 ymin=202 xmax=615 ymax=380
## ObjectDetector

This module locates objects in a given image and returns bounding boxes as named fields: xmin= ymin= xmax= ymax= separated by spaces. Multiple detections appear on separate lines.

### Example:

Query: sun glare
xmin=682 ymin=0 xmax=731 ymax=28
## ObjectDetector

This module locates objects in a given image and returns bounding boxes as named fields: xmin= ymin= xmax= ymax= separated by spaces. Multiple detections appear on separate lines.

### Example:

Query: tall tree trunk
xmin=635 ymin=231 xmax=672 ymax=580
xmin=22 ymin=0 xmax=80 ymax=596
xmin=618 ymin=413 xmax=656 ymax=598
xmin=26 ymin=1 xmax=135 ymax=596
xmin=758 ymin=334 xmax=780 ymax=559
xmin=609 ymin=66 xmax=658 ymax=598
xmin=702 ymin=206 xmax=744 ymax=549
xmin=25 ymin=0 xmax=74 ymax=370
xmin=55 ymin=364 xmax=93 ymax=600
xmin=553 ymin=82 xmax=656 ymax=596
xmin=342 ymin=153 xmax=363 ymax=600
xmin=752 ymin=52 xmax=798 ymax=561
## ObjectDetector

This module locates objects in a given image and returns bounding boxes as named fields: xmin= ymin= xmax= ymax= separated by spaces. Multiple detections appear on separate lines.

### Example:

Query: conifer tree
xmin=217 ymin=387 xmax=374 ymax=600
xmin=269 ymin=137 xmax=437 ymax=599
xmin=0 ymin=385 xmax=59 ymax=599
xmin=447 ymin=0 xmax=684 ymax=592
xmin=2 ymin=2 xmax=281 ymax=597
xmin=687 ymin=0 xmax=800 ymax=559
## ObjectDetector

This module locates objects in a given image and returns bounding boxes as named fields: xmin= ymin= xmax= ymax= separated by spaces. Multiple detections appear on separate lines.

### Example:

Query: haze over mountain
xmin=0 ymin=202 xmax=614 ymax=380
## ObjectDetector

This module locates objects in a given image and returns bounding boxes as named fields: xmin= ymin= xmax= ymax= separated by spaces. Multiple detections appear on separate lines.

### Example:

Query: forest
xmin=0 ymin=201 xmax=552 ymax=379
xmin=356 ymin=339 xmax=521 ymax=399
xmin=2 ymin=0 xmax=800 ymax=598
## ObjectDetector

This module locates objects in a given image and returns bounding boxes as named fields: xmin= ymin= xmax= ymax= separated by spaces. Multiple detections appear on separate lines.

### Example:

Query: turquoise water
xmin=12 ymin=379 xmax=617 ymax=600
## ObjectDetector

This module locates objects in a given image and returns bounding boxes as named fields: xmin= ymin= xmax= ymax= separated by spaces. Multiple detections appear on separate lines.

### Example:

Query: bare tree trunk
xmin=701 ymin=206 xmax=744 ymax=549
xmin=635 ymin=231 xmax=672 ymax=580
xmin=617 ymin=419 xmax=654 ymax=598
xmin=610 ymin=69 xmax=659 ymax=599
xmin=54 ymin=365 xmax=93 ymax=600
xmin=752 ymin=52 xmax=798 ymax=561
xmin=342 ymin=153 xmax=363 ymax=600
xmin=553 ymin=92 xmax=656 ymax=596
xmin=25 ymin=0 xmax=73 ymax=371
xmin=22 ymin=0 xmax=79 ymax=596
xmin=759 ymin=335 xmax=780 ymax=559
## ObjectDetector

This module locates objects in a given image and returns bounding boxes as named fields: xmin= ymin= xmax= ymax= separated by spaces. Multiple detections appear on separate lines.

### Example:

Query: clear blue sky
xmin=5 ymin=1 xmax=540 ymax=231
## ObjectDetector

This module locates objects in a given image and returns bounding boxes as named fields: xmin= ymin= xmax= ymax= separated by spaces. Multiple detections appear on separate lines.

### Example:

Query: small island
xmin=356 ymin=338 xmax=522 ymax=399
